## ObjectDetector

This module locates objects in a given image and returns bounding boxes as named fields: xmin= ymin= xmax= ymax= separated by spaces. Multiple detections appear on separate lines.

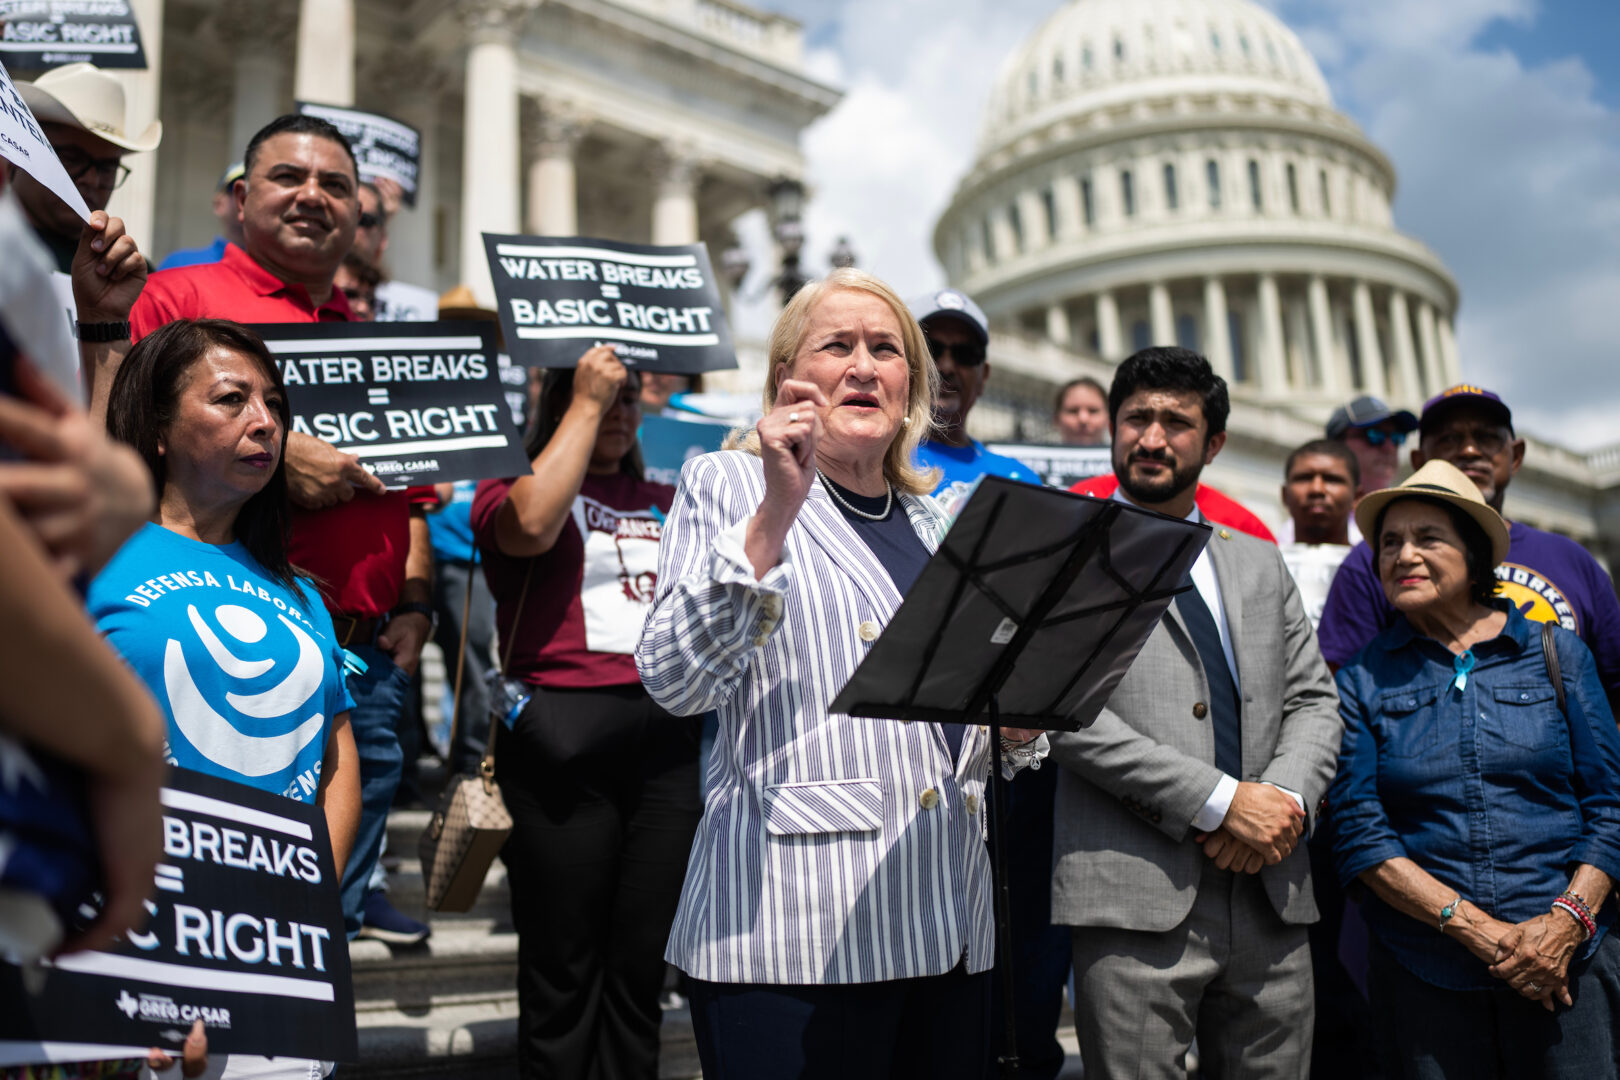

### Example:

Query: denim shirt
xmin=1329 ymin=602 xmax=1620 ymax=990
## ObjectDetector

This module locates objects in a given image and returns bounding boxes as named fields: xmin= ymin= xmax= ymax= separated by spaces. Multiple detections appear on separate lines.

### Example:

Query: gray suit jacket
xmin=1049 ymin=522 xmax=1342 ymax=932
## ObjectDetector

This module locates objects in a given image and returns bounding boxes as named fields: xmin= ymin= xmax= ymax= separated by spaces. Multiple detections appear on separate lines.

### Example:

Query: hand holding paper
xmin=71 ymin=210 xmax=146 ymax=322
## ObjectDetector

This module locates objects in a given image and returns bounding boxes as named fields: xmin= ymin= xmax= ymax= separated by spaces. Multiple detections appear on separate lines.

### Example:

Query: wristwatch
xmin=76 ymin=320 xmax=131 ymax=342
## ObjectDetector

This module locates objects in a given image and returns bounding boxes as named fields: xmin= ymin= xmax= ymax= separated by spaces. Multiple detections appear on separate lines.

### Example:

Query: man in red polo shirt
xmin=112 ymin=114 xmax=435 ymax=943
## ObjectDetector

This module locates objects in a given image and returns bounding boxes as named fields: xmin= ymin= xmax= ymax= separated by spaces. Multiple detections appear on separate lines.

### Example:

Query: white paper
xmin=0 ymin=58 xmax=93 ymax=222
xmin=0 ymin=186 xmax=80 ymax=395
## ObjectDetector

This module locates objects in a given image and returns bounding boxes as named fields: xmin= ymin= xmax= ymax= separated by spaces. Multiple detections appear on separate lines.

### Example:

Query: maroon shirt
xmin=472 ymin=472 xmax=675 ymax=688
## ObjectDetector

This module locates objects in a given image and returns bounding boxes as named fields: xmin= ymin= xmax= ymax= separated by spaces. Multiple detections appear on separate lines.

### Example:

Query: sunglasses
xmin=925 ymin=336 xmax=986 ymax=366
xmin=1358 ymin=428 xmax=1407 ymax=448
xmin=357 ymin=211 xmax=382 ymax=229
xmin=56 ymin=147 xmax=131 ymax=190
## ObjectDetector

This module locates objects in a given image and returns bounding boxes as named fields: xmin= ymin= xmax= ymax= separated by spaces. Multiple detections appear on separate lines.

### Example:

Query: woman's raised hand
xmin=573 ymin=344 xmax=629 ymax=413
xmin=744 ymin=380 xmax=827 ymax=580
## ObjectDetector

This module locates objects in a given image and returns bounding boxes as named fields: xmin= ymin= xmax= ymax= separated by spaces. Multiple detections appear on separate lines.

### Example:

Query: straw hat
xmin=16 ymin=63 xmax=162 ymax=153
xmin=1354 ymin=459 xmax=1510 ymax=566
xmin=438 ymin=284 xmax=497 ymax=321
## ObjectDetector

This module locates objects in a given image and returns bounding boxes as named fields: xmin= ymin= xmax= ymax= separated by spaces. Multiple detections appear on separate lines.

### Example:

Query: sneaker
xmin=358 ymin=891 xmax=431 ymax=946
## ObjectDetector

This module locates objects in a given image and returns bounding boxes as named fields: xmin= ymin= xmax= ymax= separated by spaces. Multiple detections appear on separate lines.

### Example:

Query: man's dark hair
xmin=106 ymin=320 xmax=301 ymax=593
xmin=1372 ymin=495 xmax=1500 ymax=607
xmin=524 ymin=367 xmax=645 ymax=481
xmin=1108 ymin=347 xmax=1229 ymax=439
xmin=1285 ymin=438 xmax=1360 ymax=490
xmin=341 ymin=249 xmax=382 ymax=288
xmin=243 ymin=114 xmax=358 ymax=180
xmin=1054 ymin=375 xmax=1106 ymax=417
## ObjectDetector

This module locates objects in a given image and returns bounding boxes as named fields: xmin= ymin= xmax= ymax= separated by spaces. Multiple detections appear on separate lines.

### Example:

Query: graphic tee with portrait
xmin=88 ymin=524 xmax=355 ymax=802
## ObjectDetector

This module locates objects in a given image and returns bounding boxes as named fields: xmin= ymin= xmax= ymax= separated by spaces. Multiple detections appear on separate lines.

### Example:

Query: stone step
xmin=350 ymin=918 xmax=517 ymax=1012
xmin=345 ymin=998 xmax=702 ymax=1080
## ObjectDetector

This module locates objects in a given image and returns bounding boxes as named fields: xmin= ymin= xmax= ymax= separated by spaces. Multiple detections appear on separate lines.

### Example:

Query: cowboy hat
xmin=1354 ymin=459 xmax=1510 ymax=566
xmin=16 ymin=63 xmax=162 ymax=153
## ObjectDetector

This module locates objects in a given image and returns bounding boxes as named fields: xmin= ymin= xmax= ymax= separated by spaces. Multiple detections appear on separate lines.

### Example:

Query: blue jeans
xmin=1368 ymin=931 xmax=1620 ymax=1078
xmin=339 ymin=643 xmax=410 ymax=938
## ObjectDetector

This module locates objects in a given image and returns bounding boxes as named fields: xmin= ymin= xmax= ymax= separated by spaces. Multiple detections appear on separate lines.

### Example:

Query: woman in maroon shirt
xmin=471 ymin=345 xmax=701 ymax=1080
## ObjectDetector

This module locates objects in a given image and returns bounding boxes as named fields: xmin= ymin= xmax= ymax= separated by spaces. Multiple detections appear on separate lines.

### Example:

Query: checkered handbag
xmin=418 ymin=557 xmax=529 ymax=912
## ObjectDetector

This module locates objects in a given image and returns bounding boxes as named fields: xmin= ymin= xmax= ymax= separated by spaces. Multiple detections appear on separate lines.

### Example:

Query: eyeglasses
xmin=1358 ymin=428 xmax=1407 ymax=448
xmin=55 ymin=147 xmax=130 ymax=190
xmin=1425 ymin=426 xmax=1512 ymax=457
xmin=357 ymin=211 xmax=382 ymax=229
xmin=924 ymin=336 xmax=986 ymax=366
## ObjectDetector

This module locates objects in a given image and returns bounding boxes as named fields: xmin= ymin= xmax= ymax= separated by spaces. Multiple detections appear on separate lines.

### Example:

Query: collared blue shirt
xmin=1329 ymin=602 xmax=1620 ymax=990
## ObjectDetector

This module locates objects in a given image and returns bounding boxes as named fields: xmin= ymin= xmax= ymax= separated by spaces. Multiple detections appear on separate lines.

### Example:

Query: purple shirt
xmin=1318 ymin=520 xmax=1620 ymax=700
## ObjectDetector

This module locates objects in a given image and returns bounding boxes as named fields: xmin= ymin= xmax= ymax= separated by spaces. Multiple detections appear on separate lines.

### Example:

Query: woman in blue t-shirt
xmin=89 ymin=318 xmax=360 ymax=873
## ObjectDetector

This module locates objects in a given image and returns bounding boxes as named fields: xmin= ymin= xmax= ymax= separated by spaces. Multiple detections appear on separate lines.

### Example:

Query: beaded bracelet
xmin=1552 ymin=891 xmax=1596 ymax=940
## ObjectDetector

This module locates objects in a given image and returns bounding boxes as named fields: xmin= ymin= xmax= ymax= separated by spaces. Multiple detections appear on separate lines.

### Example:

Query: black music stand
xmin=830 ymin=476 xmax=1210 ymax=1077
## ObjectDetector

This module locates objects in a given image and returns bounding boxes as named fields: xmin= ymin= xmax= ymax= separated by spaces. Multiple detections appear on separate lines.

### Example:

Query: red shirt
xmin=1068 ymin=475 xmax=1278 ymax=543
xmin=472 ymin=472 xmax=675 ymax=689
xmin=131 ymin=242 xmax=431 ymax=617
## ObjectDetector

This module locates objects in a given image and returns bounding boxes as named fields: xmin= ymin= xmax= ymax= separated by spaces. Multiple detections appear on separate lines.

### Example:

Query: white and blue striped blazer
xmin=637 ymin=450 xmax=1010 ymax=985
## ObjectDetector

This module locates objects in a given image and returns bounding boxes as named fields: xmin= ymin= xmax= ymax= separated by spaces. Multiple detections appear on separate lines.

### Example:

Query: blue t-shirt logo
xmin=163 ymin=602 xmax=330 ymax=778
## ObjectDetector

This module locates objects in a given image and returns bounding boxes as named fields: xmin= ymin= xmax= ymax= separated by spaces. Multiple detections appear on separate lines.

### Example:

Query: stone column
xmin=105 ymin=0 xmax=163 ymax=254
xmin=1437 ymin=316 xmax=1462 ymax=385
xmin=989 ymin=204 xmax=1017 ymax=262
xmin=1202 ymin=276 xmax=1233 ymax=381
xmin=1018 ymin=188 xmax=1048 ymax=252
xmin=1416 ymin=300 xmax=1446 ymax=395
xmin=1307 ymin=274 xmax=1341 ymax=395
xmin=1096 ymin=290 xmax=1123 ymax=360
xmin=650 ymin=142 xmax=700 ymax=245
xmin=1149 ymin=282 xmax=1174 ymax=346
xmin=1388 ymin=291 xmax=1423 ymax=402
xmin=1351 ymin=280 xmax=1387 ymax=397
xmin=1052 ymin=173 xmax=1082 ymax=241
xmin=218 ymin=2 xmax=294 ymax=159
xmin=294 ymin=0 xmax=354 ymax=106
xmin=523 ymin=104 xmax=583 ymax=236
xmin=1046 ymin=302 xmax=1071 ymax=348
xmin=1256 ymin=272 xmax=1288 ymax=396
xmin=459 ymin=0 xmax=525 ymax=305
xmin=362 ymin=47 xmax=447 ymax=289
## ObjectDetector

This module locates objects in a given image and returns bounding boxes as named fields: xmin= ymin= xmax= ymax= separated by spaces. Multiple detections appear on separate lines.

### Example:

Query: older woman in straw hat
xmin=1328 ymin=460 xmax=1620 ymax=1077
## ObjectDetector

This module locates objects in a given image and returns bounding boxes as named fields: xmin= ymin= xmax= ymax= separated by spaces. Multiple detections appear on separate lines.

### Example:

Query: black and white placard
xmin=0 ymin=767 xmax=357 ymax=1061
xmin=0 ymin=1 xmax=147 ymax=70
xmin=484 ymin=233 xmax=737 ymax=374
xmin=254 ymin=321 xmax=530 ymax=488
xmin=295 ymin=102 xmax=421 ymax=207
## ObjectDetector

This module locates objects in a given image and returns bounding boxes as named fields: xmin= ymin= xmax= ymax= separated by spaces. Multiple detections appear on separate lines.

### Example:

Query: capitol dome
xmin=935 ymin=0 xmax=1462 ymax=418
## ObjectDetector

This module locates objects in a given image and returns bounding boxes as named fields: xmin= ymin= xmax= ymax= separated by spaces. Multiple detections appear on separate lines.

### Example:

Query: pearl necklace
xmin=818 ymin=470 xmax=892 ymax=521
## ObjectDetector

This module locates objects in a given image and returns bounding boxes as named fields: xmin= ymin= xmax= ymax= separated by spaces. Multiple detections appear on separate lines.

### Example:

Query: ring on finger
xmin=1527 ymin=982 xmax=1542 ymax=993
xmin=788 ymin=411 xmax=800 ymax=423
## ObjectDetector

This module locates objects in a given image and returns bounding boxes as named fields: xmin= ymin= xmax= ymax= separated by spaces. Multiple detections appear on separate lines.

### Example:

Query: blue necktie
xmin=1175 ymin=572 xmax=1243 ymax=779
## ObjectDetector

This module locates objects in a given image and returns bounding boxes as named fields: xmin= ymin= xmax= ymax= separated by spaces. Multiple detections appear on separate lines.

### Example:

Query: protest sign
xmin=296 ymin=102 xmax=420 ymax=207
xmin=640 ymin=413 xmax=730 ymax=487
xmin=0 ymin=767 xmax=357 ymax=1061
xmin=0 ymin=58 xmax=90 ymax=220
xmin=255 ymin=321 xmax=530 ymax=488
xmin=986 ymin=442 xmax=1112 ymax=489
xmin=0 ymin=1 xmax=146 ymax=69
xmin=484 ymin=233 xmax=737 ymax=375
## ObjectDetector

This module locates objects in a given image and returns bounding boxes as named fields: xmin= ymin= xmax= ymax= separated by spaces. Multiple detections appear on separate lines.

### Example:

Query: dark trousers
xmin=1368 ymin=932 xmax=1620 ymax=1078
xmin=688 ymin=962 xmax=991 ymax=1080
xmin=985 ymin=760 xmax=1070 ymax=1080
xmin=1307 ymin=832 xmax=1382 ymax=1080
xmin=497 ymin=683 xmax=702 ymax=1080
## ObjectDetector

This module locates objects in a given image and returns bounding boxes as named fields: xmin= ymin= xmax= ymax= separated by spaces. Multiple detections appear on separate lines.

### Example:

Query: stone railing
xmin=616 ymin=0 xmax=803 ymax=65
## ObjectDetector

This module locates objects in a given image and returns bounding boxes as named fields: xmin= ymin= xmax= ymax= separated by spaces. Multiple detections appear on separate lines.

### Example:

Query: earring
xmin=902 ymin=416 xmax=912 ymax=427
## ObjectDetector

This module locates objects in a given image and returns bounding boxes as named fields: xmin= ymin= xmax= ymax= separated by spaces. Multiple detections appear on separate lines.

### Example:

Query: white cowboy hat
xmin=16 ymin=63 xmax=162 ymax=153
xmin=1354 ymin=459 xmax=1511 ymax=566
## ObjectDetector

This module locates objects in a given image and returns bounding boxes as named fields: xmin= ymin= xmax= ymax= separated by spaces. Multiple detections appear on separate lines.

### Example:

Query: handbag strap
xmin=1541 ymin=621 xmax=1567 ymax=716
xmin=479 ymin=557 xmax=537 ymax=790
xmin=444 ymin=552 xmax=478 ymax=757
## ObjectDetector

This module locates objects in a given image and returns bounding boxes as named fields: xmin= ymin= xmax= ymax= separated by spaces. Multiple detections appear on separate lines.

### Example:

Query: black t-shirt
xmin=820 ymin=475 xmax=963 ymax=759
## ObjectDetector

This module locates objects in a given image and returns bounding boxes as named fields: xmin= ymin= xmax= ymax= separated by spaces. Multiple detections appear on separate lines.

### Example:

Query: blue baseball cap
xmin=907 ymin=288 xmax=989 ymax=346
xmin=1326 ymin=395 xmax=1418 ymax=439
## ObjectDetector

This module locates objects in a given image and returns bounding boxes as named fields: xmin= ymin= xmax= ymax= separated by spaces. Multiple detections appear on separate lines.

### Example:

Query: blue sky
xmin=739 ymin=0 xmax=1620 ymax=452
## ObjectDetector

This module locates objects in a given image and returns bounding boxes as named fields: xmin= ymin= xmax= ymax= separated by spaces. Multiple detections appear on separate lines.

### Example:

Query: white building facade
xmin=934 ymin=0 xmax=1620 ymax=564
xmin=94 ymin=0 xmax=838 ymax=313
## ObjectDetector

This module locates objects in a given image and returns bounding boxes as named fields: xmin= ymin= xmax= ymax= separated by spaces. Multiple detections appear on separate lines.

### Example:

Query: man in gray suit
xmin=1050 ymin=347 xmax=1341 ymax=1078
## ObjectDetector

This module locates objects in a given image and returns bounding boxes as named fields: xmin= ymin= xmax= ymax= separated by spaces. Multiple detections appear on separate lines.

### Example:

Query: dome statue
xmin=934 ymin=0 xmax=1461 ymax=418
